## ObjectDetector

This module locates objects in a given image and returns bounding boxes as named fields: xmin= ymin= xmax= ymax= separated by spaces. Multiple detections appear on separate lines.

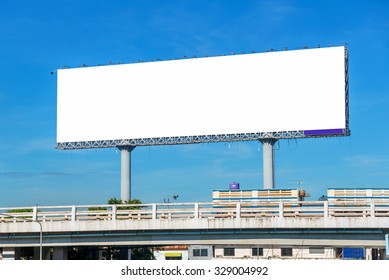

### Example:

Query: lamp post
xmin=164 ymin=194 xmax=179 ymax=203
xmin=163 ymin=195 xmax=179 ymax=216
xmin=0 ymin=212 xmax=43 ymax=260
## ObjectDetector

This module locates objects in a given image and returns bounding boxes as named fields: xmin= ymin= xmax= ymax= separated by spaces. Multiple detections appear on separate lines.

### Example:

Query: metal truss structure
xmin=56 ymin=129 xmax=350 ymax=150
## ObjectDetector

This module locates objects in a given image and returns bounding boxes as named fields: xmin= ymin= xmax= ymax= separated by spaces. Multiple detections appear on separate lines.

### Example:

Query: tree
xmin=107 ymin=197 xmax=143 ymax=210
xmin=131 ymin=247 xmax=155 ymax=260
xmin=88 ymin=197 xmax=143 ymax=212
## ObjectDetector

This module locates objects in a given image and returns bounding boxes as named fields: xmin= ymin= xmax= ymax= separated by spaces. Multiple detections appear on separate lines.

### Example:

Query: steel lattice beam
xmin=56 ymin=129 xmax=350 ymax=150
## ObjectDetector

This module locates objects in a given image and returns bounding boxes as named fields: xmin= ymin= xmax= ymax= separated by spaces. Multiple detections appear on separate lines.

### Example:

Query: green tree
xmin=131 ymin=247 xmax=155 ymax=260
xmin=108 ymin=197 xmax=143 ymax=210
xmin=88 ymin=197 xmax=143 ymax=212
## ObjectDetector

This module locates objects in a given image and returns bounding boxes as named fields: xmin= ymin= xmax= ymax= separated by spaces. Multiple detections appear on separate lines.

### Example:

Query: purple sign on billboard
xmin=304 ymin=128 xmax=344 ymax=136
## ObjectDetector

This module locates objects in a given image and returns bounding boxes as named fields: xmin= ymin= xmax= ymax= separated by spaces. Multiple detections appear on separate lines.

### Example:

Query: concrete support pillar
xmin=260 ymin=139 xmax=277 ymax=189
xmin=365 ymin=248 xmax=372 ymax=260
xmin=32 ymin=206 xmax=38 ymax=221
xmin=118 ymin=146 xmax=136 ymax=202
xmin=152 ymin=204 xmax=157 ymax=220
xmin=112 ymin=204 xmax=117 ymax=221
xmin=323 ymin=201 xmax=329 ymax=218
xmin=279 ymin=201 xmax=284 ymax=218
xmin=370 ymin=200 xmax=375 ymax=217
xmin=71 ymin=206 xmax=76 ymax=221
xmin=194 ymin=203 xmax=199 ymax=219
xmin=236 ymin=202 xmax=241 ymax=219
xmin=53 ymin=246 xmax=68 ymax=260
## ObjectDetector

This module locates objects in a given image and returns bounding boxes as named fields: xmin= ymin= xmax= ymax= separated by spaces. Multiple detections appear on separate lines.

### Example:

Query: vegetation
xmin=88 ymin=197 xmax=143 ymax=212
xmin=108 ymin=197 xmax=143 ymax=210
xmin=130 ymin=247 xmax=155 ymax=260
xmin=3 ymin=208 xmax=35 ymax=220
xmin=7 ymin=209 xmax=33 ymax=213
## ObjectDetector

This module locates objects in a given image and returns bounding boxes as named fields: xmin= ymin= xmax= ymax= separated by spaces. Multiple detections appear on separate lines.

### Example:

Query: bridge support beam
xmin=260 ymin=139 xmax=277 ymax=189
xmin=118 ymin=146 xmax=136 ymax=202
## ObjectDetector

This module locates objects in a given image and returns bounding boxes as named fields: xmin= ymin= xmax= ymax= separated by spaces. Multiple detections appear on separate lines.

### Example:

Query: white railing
xmin=1 ymin=200 xmax=389 ymax=223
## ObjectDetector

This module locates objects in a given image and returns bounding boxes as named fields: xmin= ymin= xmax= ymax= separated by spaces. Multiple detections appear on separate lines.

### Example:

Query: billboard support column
xmin=260 ymin=139 xmax=277 ymax=189
xmin=118 ymin=145 xmax=136 ymax=202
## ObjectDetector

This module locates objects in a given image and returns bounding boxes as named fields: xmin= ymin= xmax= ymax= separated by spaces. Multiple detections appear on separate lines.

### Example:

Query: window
xmin=252 ymin=248 xmax=263 ymax=256
xmin=224 ymin=247 xmax=235 ymax=256
xmin=309 ymin=247 xmax=325 ymax=254
xmin=193 ymin=248 xmax=208 ymax=257
xmin=281 ymin=248 xmax=293 ymax=257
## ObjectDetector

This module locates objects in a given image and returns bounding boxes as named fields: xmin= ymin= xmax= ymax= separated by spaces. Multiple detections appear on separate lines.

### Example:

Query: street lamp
xmin=0 ymin=212 xmax=43 ymax=260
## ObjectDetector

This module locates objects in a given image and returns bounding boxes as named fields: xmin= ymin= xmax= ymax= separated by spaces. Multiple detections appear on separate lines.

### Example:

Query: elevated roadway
xmin=1 ymin=201 xmax=388 ymax=249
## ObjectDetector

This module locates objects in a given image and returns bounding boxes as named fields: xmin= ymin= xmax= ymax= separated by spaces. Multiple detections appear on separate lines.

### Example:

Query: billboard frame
xmin=56 ymin=46 xmax=349 ymax=150
xmin=57 ymin=128 xmax=350 ymax=150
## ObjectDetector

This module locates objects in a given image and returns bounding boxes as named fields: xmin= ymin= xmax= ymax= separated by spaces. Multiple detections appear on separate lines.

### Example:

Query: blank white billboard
xmin=57 ymin=46 xmax=348 ymax=145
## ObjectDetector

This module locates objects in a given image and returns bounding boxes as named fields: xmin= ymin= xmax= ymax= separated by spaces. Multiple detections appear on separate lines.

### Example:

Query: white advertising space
xmin=57 ymin=46 xmax=347 ymax=144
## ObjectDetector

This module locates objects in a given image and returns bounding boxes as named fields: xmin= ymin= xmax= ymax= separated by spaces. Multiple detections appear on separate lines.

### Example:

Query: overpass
xmin=1 ymin=200 xmax=388 ymax=259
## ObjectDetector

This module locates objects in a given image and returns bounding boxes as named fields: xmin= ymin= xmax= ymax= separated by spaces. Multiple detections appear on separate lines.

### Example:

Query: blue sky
xmin=0 ymin=0 xmax=389 ymax=207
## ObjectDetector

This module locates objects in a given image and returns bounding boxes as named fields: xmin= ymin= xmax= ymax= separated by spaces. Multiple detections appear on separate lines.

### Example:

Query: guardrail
xmin=1 ymin=200 xmax=389 ymax=223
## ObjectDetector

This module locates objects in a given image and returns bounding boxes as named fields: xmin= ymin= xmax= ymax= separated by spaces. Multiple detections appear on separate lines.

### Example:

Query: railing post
xmin=32 ymin=206 xmax=38 ymax=221
xmin=152 ymin=204 xmax=157 ymax=220
xmin=194 ymin=203 xmax=199 ymax=219
xmin=236 ymin=202 xmax=241 ymax=219
xmin=323 ymin=201 xmax=329 ymax=218
xmin=370 ymin=200 xmax=375 ymax=218
xmin=279 ymin=201 xmax=284 ymax=218
xmin=71 ymin=206 xmax=76 ymax=221
xmin=112 ymin=205 xmax=117 ymax=221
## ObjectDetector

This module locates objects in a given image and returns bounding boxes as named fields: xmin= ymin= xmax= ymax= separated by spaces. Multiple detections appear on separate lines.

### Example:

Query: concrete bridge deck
xmin=1 ymin=201 xmax=388 ymax=248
